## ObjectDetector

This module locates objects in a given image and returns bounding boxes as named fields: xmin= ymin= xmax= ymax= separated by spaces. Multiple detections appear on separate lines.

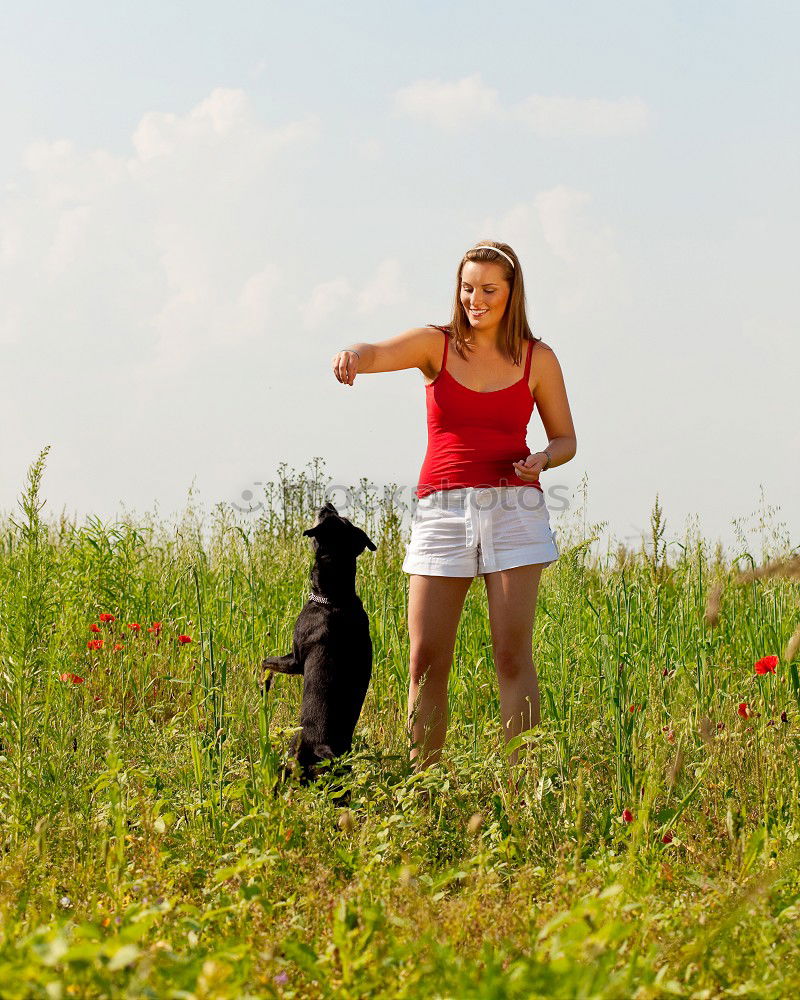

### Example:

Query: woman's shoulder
xmin=530 ymin=338 xmax=563 ymax=393
xmin=530 ymin=337 xmax=556 ymax=367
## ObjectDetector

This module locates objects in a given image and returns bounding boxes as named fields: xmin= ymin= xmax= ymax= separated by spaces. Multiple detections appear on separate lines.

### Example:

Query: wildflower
xmin=90 ymin=623 xmax=101 ymax=633
xmin=622 ymin=809 xmax=634 ymax=823
xmin=178 ymin=634 xmax=192 ymax=645
xmin=754 ymin=655 xmax=778 ymax=675
xmin=628 ymin=704 xmax=641 ymax=713
xmin=127 ymin=623 xmax=141 ymax=632
xmin=662 ymin=726 xmax=676 ymax=745
xmin=781 ymin=711 xmax=789 ymax=724
xmin=661 ymin=830 xmax=674 ymax=844
xmin=87 ymin=639 xmax=104 ymax=651
xmin=113 ymin=643 xmax=124 ymax=652
xmin=467 ymin=813 xmax=484 ymax=835
xmin=99 ymin=613 xmax=116 ymax=623
xmin=148 ymin=622 xmax=162 ymax=636
xmin=738 ymin=703 xmax=752 ymax=719
xmin=783 ymin=624 xmax=800 ymax=664
xmin=60 ymin=672 xmax=84 ymax=684
xmin=698 ymin=716 xmax=715 ymax=743
xmin=704 ymin=583 xmax=722 ymax=626
xmin=93 ymin=695 xmax=102 ymax=703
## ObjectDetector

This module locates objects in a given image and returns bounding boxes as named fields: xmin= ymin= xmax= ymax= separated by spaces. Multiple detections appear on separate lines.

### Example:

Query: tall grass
xmin=0 ymin=450 xmax=798 ymax=998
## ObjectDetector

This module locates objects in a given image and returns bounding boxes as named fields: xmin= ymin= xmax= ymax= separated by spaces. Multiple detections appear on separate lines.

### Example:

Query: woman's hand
xmin=513 ymin=453 xmax=547 ymax=481
xmin=332 ymin=350 xmax=360 ymax=386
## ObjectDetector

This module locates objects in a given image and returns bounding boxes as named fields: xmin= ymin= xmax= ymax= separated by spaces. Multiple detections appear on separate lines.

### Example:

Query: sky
xmin=1 ymin=0 xmax=798 ymax=561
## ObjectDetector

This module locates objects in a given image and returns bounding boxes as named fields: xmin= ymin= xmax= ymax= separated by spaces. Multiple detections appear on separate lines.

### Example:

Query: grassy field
xmin=1 ymin=448 xmax=799 ymax=999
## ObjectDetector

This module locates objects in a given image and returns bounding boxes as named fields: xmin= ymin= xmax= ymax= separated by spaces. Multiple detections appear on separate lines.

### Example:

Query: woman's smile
xmin=460 ymin=260 xmax=510 ymax=331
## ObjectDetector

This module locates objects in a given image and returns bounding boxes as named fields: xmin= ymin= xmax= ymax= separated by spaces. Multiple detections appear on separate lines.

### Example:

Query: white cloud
xmin=357 ymin=137 xmax=384 ymax=161
xmin=356 ymin=259 xmax=405 ymax=313
xmin=534 ymin=186 xmax=592 ymax=263
xmin=511 ymin=95 xmax=648 ymax=137
xmin=394 ymin=73 xmax=648 ymax=137
xmin=44 ymin=204 xmax=92 ymax=278
xmin=0 ymin=87 xmax=321 ymax=370
xmin=300 ymin=259 xmax=406 ymax=329
xmin=299 ymin=277 xmax=353 ymax=329
xmin=478 ymin=184 xmax=628 ymax=317
xmin=393 ymin=73 xmax=502 ymax=131
xmin=130 ymin=88 xmax=318 ymax=166
xmin=237 ymin=265 xmax=283 ymax=340
xmin=249 ymin=58 xmax=268 ymax=81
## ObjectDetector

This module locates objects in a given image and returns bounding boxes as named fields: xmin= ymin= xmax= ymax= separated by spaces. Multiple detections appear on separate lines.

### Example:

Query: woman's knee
xmin=494 ymin=649 xmax=533 ymax=682
xmin=408 ymin=646 xmax=452 ymax=688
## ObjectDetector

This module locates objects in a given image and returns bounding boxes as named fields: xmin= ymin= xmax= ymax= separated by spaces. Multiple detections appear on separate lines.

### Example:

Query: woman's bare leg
xmin=407 ymin=573 xmax=473 ymax=767
xmin=482 ymin=563 xmax=545 ymax=766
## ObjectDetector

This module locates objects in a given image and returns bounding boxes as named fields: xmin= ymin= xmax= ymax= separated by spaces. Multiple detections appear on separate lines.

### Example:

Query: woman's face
xmin=460 ymin=261 xmax=510 ymax=330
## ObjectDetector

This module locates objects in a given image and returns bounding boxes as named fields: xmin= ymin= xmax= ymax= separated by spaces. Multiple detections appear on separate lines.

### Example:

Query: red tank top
xmin=415 ymin=325 xmax=543 ymax=499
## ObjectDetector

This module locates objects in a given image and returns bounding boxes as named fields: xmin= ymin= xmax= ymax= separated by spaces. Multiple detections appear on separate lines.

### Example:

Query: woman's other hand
xmin=513 ymin=453 xmax=546 ymax=481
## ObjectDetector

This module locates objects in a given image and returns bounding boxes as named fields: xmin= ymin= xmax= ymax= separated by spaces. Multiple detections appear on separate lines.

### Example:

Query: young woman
xmin=331 ymin=241 xmax=576 ymax=768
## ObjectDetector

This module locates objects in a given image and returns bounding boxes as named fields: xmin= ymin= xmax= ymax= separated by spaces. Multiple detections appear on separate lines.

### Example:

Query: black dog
xmin=260 ymin=502 xmax=376 ymax=785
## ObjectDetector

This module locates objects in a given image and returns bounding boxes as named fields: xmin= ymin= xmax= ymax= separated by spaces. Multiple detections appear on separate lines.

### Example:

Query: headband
xmin=466 ymin=245 xmax=515 ymax=269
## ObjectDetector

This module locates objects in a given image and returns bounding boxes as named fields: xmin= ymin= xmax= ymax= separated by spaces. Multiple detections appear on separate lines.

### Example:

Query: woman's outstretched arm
xmin=332 ymin=326 xmax=437 ymax=385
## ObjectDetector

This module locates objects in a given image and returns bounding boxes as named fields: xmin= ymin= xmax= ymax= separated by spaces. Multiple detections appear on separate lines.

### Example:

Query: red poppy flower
xmin=628 ymin=704 xmax=641 ymax=713
xmin=148 ymin=622 xmax=162 ymax=636
xmin=781 ymin=711 xmax=789 ymax=724
xmin=90 ymin=623 xmax=101 ymax=633
xmin=87 ymin=639 xmax=104 ymax=651
xmin=60 ymin=672 xmax=84 ymax=684
xmin=754 ymin=655 xmax=778 ymax=675
xmin=178 ymin=634 xmax=192 ymax=645
xmin=738 ymin=702 xmax=752 ymax=718
xmin=622 ymin=809 xmax=634 ymax=823
xmin=99 ymin=613 xmax=116 ymax=623
xmin=113 ymin=643 xmax=124 ymax=652
xmin=127 ymin=623 xmax=141 ymax=632
xmin=661 ymin=830 xmax=674 ymax=844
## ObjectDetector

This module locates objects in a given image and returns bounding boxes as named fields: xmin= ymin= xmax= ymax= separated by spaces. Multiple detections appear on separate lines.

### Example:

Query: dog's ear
xmin=304 ymin=517 xmax=375 ymax=554
xmin=350 ymin=525 xmax=377 ymax=555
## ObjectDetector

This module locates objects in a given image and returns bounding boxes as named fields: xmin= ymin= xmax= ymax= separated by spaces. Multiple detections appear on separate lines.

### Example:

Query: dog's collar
xmin=308 ymin=590 xmax=357 ymax=609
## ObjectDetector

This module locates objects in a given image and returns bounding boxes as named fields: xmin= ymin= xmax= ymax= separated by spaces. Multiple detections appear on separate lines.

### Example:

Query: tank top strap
xmin=523 ymin=338 xmax=534 ymax=381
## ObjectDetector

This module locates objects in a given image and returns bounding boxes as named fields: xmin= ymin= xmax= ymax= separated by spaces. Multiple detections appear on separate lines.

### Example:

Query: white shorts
xmin=402 ymin=486 xmax=560 ymax=578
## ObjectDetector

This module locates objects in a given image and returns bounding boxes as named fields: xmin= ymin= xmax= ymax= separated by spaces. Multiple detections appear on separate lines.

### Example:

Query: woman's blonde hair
xmin=444 ymin=240 xmax=540 ymax=365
